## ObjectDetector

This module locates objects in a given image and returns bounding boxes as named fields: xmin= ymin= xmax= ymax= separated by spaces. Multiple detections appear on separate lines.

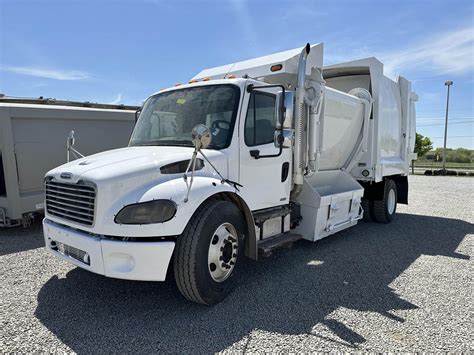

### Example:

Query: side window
xmin=245 ymin=92 xmax=276 ymax=146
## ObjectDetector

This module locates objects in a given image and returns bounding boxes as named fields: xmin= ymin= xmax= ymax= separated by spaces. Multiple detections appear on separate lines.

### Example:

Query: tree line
xmin=415 ymin=133 xmax=473 ymax=163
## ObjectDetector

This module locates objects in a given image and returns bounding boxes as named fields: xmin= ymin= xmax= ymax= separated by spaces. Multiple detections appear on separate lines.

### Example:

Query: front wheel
xmin=372 ymin=179 xmax=397 ymax=223
xmin=173 ymin=200 xmax=245 ymax=305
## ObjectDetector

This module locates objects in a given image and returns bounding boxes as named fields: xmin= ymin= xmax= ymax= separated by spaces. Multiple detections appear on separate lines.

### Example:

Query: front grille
xmin=45 ymin=180 xmax=96 ymax=226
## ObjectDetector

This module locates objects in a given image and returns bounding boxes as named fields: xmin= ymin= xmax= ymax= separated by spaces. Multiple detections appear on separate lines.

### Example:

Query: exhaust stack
xmin=292 ymin=43 xmax=311 ymax=195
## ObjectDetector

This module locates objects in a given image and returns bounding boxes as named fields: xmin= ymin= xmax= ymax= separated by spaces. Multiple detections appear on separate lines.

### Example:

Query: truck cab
xmin=43 ymin=43 xmax=416 ymax=305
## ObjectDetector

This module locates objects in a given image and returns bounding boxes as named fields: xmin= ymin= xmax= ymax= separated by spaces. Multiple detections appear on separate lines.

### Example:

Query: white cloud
xmin=109 ymin=93 xmax=123 ymax=105
xmin=381 ymin=26 xmax=474 ymax=78
xmin=4 ymin=66 xmax=90 ymax=80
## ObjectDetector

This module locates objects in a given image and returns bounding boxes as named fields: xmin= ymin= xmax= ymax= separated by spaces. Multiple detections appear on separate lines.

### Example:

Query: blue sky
xmin=1 ymin=0 xmax=473 ymax=148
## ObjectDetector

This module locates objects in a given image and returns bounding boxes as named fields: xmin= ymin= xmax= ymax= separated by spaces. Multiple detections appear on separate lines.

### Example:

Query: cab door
xmin=238 ymin=87 xmax=292 ymax=211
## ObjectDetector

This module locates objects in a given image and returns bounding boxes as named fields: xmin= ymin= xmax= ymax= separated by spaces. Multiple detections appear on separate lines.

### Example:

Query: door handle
xmin=281 ymin=162 xmax=289 ymax=182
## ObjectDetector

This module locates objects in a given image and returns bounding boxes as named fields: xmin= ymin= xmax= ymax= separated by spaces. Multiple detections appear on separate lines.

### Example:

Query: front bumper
xmin=43 ymin=218 xmax=175 ymax=281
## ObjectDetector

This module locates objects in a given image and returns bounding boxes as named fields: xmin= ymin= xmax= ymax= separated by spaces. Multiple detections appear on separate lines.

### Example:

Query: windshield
xmin=129 ymin=85 xmax=240 ymax=149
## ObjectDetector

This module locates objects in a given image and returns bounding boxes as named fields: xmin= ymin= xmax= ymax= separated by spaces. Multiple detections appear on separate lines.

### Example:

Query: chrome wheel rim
xmin=387 ymin=188 xmax=396 ymax=215
xmin=208 ymin=222 xmax=238 ymax=282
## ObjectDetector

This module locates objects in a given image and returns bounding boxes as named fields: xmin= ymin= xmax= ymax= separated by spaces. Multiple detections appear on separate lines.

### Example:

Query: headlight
xmin=114 ymin=200 xmax=177 ymax=224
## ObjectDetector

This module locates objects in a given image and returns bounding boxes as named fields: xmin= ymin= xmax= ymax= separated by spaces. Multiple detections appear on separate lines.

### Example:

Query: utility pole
xmin=442 ymin=80 xmax=453 ymax=174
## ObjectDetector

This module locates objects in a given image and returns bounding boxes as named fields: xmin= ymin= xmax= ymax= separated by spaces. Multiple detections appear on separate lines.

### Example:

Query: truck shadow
xmin=34 ymin=213 xmax=472 ymax=353
xmin=0 ymin=218 xmax=44 ymax=257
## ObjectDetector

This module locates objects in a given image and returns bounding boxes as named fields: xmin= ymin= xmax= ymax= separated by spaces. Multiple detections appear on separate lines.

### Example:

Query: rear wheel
xmin=372 ymin=179 xmax=397 ymax=223
xmin=173 ymin=200 xmax=245 ymax=305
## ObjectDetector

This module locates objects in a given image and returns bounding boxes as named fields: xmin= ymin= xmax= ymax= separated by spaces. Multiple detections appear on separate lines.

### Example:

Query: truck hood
xmin=46 ymin=146 xmax=228 ymax=184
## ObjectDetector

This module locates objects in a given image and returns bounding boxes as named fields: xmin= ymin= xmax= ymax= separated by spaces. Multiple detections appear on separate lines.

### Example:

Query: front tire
xmin=173 ymin=199 xmax=245 ymax=305
xmin=372 ymin=179 xmax=397 ymax=223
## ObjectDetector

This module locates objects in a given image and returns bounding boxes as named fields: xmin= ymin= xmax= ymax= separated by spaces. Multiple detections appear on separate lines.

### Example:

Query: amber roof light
xmin=270 ymin=64 xmax=283 ymax=72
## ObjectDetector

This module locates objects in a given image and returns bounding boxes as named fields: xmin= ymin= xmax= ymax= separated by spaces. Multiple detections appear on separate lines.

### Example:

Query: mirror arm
xmin=135 ymin=108 xmax=141 ymax=123
xmin=246 ymin=84 xmax=286 ymax=159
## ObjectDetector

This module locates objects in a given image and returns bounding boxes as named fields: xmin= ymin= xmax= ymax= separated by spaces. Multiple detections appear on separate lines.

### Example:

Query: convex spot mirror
xmin=191 ymin=124 xmax=212 ymax=149
xmin=67 ymin=130 xmax=75 ymax=147
xmin=274 ymin=129 xmax=292 ymax=149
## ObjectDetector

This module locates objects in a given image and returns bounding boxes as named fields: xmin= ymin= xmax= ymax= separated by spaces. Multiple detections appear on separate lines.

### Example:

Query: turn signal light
xmin=271 ymin=64 xmax=283 ymax=72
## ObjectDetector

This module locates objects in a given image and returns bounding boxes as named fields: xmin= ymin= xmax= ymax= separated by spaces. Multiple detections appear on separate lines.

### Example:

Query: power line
xmin=417 ymin=120 xmax=474 ymax=127
xmin=416 ymin=116 xmax=474 ymax=121
xmin=417 ymin=119 xmax=474 ymax=123
xmin=417 ymin=109 xmax=473 ymax=114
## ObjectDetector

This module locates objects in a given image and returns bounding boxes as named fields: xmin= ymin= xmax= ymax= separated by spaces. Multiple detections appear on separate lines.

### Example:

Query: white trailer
xmin=0 ymin=97 xmax=137 ymax=227
xmin=42 ymin=43 xmax=417 ymax=304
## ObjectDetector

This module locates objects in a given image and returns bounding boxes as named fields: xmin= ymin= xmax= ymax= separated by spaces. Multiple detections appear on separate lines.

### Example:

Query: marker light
xmin=271 ymin=64 xmax=283 ymax=72
xmin=188 ymin=79 xmax=198 ymax=84
xmin=175 ymin=83 xmax=182 ymax=86
xmin=202 ymin=77 xmax=210 ymax=81
xmin=227 ymin=75 xmax=236 ymax=79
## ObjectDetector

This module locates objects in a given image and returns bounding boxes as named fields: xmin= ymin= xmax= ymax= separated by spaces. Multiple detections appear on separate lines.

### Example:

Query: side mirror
xmin=277 ymin=91 xmax=294 ymax=129
xmin=191 ymin=124 xmax=212 ymax=150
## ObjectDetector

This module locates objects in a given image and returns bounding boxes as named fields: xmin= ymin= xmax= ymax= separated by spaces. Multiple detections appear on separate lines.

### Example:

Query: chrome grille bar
xmin=45 ymin=193 xmax=95 ymax=206
xmin=45 ymin=198 xmax=94 ymax=211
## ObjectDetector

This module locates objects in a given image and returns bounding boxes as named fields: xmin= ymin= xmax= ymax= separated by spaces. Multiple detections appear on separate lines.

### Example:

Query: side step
xmin=257 ymin=232 xmax=302 ymax=256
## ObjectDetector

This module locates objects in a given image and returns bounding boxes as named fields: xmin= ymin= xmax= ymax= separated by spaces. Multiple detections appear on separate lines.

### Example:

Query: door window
xmin=244 ymin=92 xmax=276 ymax=146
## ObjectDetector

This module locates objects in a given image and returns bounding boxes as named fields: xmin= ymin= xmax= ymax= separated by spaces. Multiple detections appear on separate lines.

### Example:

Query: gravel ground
xmin=0 ymin=175 xmax=473 ymax=353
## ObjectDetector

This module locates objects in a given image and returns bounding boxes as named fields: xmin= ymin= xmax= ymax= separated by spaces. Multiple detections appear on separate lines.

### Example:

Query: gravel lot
xmin=1 ymin=175 xmax=473 ymax=353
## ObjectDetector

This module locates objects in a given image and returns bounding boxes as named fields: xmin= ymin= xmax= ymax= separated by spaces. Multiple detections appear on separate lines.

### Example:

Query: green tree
xmin=451 ymin=148 xmax=471 ymax=163
xmin=415 ymin=133 xmax=433 ymax=158
xmin=412 ymin=133 xmax=433 ymax=174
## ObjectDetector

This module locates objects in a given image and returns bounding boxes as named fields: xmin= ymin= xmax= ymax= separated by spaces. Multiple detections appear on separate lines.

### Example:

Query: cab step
xmin=257 ymin=232 xmax=302 ymax=257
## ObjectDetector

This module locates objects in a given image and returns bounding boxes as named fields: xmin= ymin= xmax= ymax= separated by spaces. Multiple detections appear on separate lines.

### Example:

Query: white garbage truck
xmin=42 ymin=43 xmax=417 ymax=304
